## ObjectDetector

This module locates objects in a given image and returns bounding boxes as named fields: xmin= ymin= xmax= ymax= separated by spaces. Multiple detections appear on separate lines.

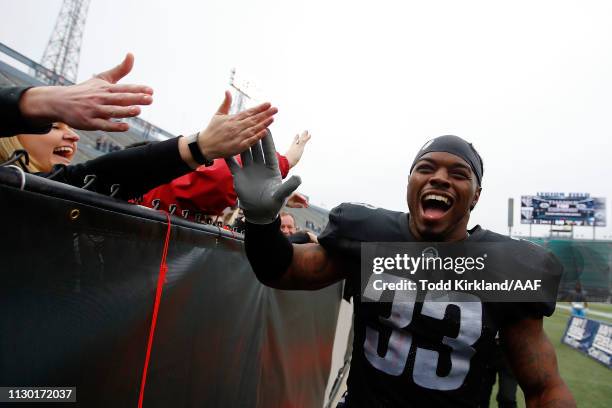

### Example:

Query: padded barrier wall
xmin=0 ymin=167 xmax=342 ymax=407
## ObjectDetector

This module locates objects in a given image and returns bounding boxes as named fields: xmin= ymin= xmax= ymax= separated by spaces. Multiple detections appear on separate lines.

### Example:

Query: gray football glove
xmin=226 ymin=130 xmax=301 ymax=224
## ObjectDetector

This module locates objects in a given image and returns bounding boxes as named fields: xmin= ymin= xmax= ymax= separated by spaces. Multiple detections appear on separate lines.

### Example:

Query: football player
xmin=226 ymin=133 xmax=575 ymax=407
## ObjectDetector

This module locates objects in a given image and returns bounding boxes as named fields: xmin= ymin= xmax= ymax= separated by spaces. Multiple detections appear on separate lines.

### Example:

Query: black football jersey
xmin=318 ymin=203 xmax=561 ymax=408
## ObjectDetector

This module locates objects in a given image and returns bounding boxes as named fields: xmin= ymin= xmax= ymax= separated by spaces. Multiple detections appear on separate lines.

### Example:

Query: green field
xmin=586 ymin=302 xmax=612 ymax=316
xmin=490 ymin=307 xmax=612 ymax=407
xmin=557 ymin=303 xmax=612 ymax=324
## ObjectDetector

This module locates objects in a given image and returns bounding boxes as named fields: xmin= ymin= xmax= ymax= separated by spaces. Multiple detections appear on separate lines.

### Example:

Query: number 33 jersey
xmin=318 ymin=203 xmax=562 ymax=408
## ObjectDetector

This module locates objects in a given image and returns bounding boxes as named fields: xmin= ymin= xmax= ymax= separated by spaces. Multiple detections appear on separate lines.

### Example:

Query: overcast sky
xmin=2 ymin=0 xmax=611 ymax=238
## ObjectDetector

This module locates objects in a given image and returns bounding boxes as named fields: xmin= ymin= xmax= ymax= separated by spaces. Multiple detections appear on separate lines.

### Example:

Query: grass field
xmin=490 ymin=305 xmax=612 ymax=407
xmin=585 ymin=302 xmax=612 ymax=317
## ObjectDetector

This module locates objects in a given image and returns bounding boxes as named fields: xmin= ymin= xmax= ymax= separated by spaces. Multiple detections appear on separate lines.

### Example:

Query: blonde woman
xmin=0 ymin=122 xmax=79 ymax=172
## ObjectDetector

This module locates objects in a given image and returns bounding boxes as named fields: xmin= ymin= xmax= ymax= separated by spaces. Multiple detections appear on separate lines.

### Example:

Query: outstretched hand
xmin=19 ymin=53 xmax=154 ymax=132
xmin=285 ymin=130 xmax=312 ymax=168
xmin=197 ymin=91 xmax=277 ymax=160
xmin=226 ymin=130 xmax=301 ymax=224
xmin=286 ymin=192 xmax=309 ymax=208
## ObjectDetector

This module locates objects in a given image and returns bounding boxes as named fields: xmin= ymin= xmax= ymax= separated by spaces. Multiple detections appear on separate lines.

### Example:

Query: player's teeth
xmin=424 ymin=194 xmax=450 ymax=205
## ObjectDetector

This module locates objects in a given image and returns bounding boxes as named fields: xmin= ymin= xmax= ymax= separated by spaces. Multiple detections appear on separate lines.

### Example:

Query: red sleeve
xmin=277 ymin=153 xmax=290 ymax=178
xmin=142 ymin=159 xmax=237 ymax=216
xmin=141 ymin=153 xmax=291 ymax=217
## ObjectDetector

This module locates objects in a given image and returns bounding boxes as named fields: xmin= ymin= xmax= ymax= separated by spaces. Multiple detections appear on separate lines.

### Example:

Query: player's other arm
xmin=501 ymin=318 xmax=575 ymax=408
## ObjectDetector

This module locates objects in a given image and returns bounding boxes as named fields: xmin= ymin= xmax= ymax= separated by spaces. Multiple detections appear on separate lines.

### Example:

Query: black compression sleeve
xmin=244 ymin=217 xmax=294 ymax=285
xmin=38 ymin=137 xmax=192 ymax=200
xmin=0 ymin=86 xmax=52 ymax=137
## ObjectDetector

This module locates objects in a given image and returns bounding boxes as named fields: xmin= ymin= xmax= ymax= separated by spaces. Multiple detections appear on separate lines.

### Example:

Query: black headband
xmin=410 ymin=135 xmax=483 ymax=185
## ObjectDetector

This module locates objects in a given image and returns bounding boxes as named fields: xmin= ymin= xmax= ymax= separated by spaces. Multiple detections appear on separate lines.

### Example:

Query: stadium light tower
xmin=35 ymin=0 xmax=91 ymax=85
xmin=229 ymin=68 xmax=262 ymax=114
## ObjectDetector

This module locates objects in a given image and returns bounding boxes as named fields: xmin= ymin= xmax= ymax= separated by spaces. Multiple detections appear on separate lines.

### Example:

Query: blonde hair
xmin=0 ymin=136 xmax=43 ymax=172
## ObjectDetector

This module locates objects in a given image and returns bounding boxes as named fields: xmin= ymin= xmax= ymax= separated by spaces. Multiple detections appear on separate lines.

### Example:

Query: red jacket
xmin=141 ymin=153 xmax=290 ymax=218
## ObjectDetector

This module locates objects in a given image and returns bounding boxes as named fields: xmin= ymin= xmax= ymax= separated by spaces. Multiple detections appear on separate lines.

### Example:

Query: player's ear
xmin=470 ymin=187 xmax=482 ymax=211
xmin=405 ymin=177 xmax=411 ymax=206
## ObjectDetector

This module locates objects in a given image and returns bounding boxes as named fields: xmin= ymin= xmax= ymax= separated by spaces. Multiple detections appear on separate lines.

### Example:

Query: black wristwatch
xmin=186 ymin=132 xmax=214 ymax=166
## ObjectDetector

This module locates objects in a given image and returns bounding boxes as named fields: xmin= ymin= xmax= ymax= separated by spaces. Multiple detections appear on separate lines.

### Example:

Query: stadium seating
xmin=284 ymin=204 xmax=329 ymax=233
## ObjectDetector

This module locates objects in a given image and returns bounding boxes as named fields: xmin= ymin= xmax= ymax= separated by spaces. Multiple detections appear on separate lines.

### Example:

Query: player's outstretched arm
xmin=501 ymin=318 xmax=576 ymax=408
xmin=270 ymin=242 xmax=345 ymax=289
xmin=226 ymin=131 xmax=345 ymax=289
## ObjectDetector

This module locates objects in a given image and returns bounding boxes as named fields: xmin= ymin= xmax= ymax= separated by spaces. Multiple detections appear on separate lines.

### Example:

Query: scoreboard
xmin=521 ymin=193 xmax=606 ymax=226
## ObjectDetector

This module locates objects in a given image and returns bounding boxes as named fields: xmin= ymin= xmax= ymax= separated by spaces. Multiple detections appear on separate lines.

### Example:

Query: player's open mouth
xmin=421 ymin=193 xmax=453 ymax=221
xmin=53 ymin=146 xmax=75 ymax=159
